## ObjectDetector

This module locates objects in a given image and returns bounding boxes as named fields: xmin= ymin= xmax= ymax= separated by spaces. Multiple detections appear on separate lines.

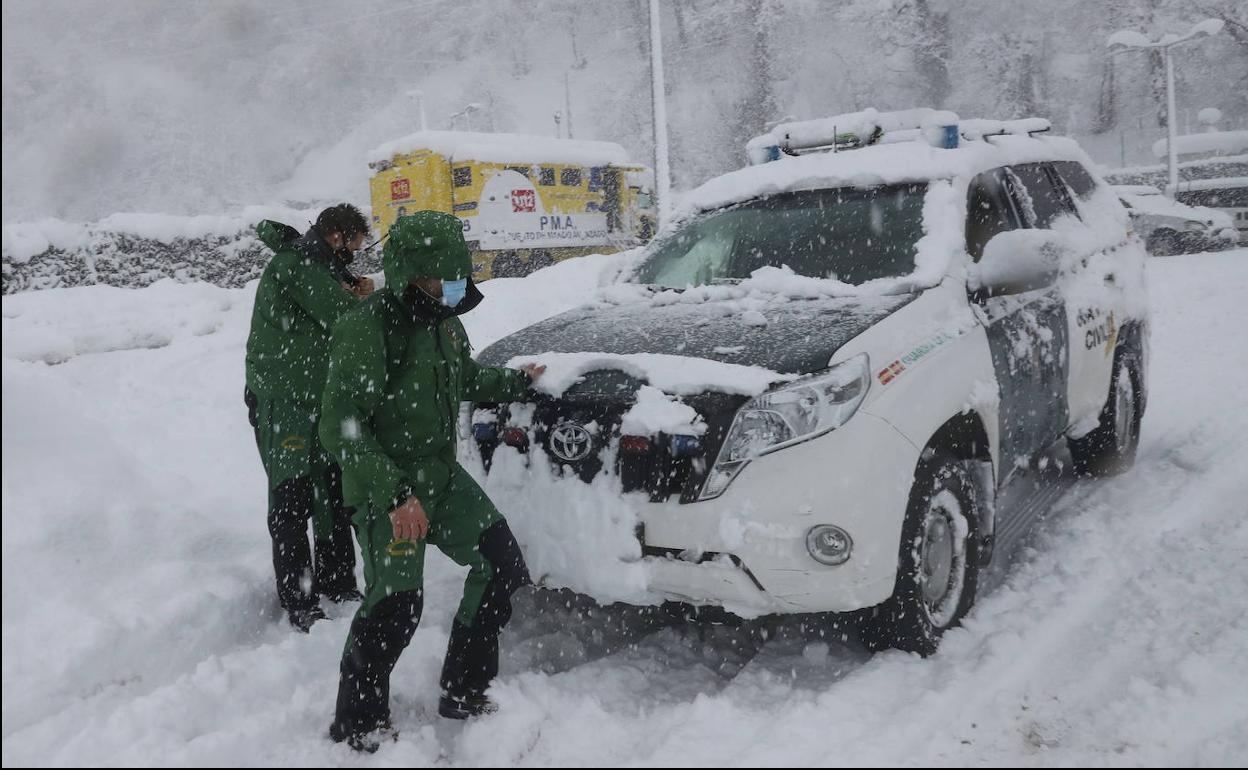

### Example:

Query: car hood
xmin=477 ymin=290 xmax=916 ymax=377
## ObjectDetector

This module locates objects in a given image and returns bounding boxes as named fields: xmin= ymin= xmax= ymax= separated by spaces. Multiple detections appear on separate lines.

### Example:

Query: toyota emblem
xmin=549 ymin=422 xmax=593 ymax=462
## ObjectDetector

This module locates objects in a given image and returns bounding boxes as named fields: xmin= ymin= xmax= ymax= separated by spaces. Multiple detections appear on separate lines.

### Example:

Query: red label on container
xmin=511 ymin=189 xmax=536 ymax=212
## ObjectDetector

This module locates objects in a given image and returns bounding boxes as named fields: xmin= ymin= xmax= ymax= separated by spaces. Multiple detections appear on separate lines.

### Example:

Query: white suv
xmin=474 ymin=111 xmax=1149 ymax=655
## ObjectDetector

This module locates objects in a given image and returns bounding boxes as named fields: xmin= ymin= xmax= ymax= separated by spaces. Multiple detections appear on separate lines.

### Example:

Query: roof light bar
xmin=746 ymin=109 xmax=1053 ymax=165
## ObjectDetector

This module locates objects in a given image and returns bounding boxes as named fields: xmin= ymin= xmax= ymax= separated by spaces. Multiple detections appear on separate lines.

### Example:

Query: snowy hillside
xmin=3 ymin=250 xmax=1247 ymax=765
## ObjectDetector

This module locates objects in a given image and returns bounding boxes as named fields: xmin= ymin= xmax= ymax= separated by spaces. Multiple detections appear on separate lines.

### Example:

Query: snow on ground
xmin=3 ymin=250 xmax=1248 ymax=765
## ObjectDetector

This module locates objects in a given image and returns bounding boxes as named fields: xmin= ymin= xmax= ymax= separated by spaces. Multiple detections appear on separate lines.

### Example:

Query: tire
xmin=1068 ymin=348 xmax=1142 ymax=477
xmin=1146 ymin=229 xmax=1180 ymax=257
xmin=858 ymin=453 xmax=982 ymax=656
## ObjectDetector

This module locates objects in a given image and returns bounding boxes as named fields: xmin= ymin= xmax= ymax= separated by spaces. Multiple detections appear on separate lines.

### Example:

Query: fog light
xmin=806 ymin=525 xmax=852 ymax=566
xmin=501 ymin=427 xmax=529 ymax=449
xmin=619 ymin=435 xmax=652 ymax=453
xmin=472 ymin=422 xmax=498 ymax=441
xmin=670 ymin=434 xmax=703 ymax=457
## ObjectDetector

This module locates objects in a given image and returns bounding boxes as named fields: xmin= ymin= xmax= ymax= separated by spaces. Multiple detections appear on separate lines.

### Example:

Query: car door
xmin=1048 ymin=160 xmax=1125 ymax=431
xmin=967 ymin=166 xmax=1070 ymax=481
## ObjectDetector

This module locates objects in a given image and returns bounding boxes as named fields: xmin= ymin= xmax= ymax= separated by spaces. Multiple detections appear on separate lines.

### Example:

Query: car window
xmin=635 ymin=184 xmax=927 ymax=288
xmin=966 ymin=169 xmax=1020 ymax=262
xmin=1051 ymin=160 xmax=1098 ymax=200
xmin=643 ymin=226 xmax=736 ymax=288
xmin=1176 ymin=186 xmax=1248 ymax=208
xmin=1006 ymin=163 xmax=1078 ymax=228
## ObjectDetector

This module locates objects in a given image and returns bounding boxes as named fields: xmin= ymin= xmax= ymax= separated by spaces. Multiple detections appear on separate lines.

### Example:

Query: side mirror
xmin=969 ymin=229 xmax=1070 ymax=297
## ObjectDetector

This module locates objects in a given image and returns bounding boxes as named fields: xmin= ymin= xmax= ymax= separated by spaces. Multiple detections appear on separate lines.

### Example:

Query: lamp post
xmin=1108 ymin=18 xmax=1224 ymax=193
xmin=406 ymin=90 xmax=428 ymax=132
xmin=648 ymin=0 xmax=671 ymax=230
xmin=450 ymin=102 xmax=483 ymax=132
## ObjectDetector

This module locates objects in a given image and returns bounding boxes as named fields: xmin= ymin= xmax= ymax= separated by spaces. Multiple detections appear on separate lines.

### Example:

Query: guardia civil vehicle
xmin=474 ymin=108 xmax=1149 ymax=655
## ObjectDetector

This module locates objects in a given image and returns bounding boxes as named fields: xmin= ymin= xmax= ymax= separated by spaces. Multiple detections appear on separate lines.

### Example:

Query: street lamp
xmin=450 ymin=102 xmax=483 ymax=132
xmin=1108 ymin=18 xmax=1224 ymax=193
xmin=407 ymin=90 xmax=428 ymax=132
xmin=648 ymin=0 xmax=671 ymax=230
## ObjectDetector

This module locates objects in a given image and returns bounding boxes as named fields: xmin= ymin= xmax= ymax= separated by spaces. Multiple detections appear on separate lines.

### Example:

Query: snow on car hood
xmin=476 ymin=289 xmax=915 ymax=393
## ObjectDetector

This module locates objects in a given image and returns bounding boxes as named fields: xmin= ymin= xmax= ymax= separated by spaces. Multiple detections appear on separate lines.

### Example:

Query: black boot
xmin=288 ymin=605 xmax=327 ymax=633
xmin=438 ymin=692 xmax=498 ymax=720
xmin=438 ymin=521 xmax=531 ymax=719
xmin=329 ymin=717 xmax=397 ymax=753
xmin=438 ymin=619 xmax=500 ymax=719
xmin=329 ymin=591 xmax=422 ymax=746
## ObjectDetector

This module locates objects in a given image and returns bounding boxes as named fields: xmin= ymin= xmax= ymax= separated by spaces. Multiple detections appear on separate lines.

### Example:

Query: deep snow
xmin=3 ymin=250 xmax=1248 ymax=766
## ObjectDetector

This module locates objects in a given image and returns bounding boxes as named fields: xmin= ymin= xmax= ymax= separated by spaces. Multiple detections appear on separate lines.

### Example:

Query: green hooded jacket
xmin=245 ymin=221 xmax=358 ymax=405
xmin=319 ymin=211 xmax=532 ymax=512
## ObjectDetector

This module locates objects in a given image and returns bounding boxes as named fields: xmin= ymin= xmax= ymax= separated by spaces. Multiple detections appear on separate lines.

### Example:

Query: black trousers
xmin=247 ymin=387 xmax=357 ymax=612
xmin=269 ymin=471 xmax=358 ymax=611
xmin=331 ymin=520 xmax=530 ymax=734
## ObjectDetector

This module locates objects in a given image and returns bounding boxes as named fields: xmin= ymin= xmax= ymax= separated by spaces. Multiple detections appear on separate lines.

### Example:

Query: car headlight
xmin=699 ymin=354 xmax=870 ymax=500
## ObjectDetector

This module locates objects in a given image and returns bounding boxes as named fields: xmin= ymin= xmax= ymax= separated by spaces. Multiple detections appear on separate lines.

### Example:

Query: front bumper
xmin=637 ymin=410 xmax=919 ymax=614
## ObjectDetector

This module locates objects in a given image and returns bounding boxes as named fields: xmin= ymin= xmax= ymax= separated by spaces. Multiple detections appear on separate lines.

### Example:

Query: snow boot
xmin=329 ymin=718 xmax=397 ymax=753
xmin=288 ymin=605 xmax=326 ymax=633
xmin=438 ymin=692 xmax=498 ymax=720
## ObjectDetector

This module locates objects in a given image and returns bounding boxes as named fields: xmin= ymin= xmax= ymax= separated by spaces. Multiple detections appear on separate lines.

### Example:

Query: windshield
xmin=635 ymin=183 xmax=927 ymax=289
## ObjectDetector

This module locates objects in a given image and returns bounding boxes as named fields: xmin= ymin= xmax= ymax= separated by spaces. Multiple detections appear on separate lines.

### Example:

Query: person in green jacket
xmin=244 ymin=203 xmax=374 ymax=633
xmin=320 ymin=211 xmax=545 ymax=749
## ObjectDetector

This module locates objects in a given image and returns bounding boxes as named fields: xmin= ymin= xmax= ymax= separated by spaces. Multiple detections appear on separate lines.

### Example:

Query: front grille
xmin=474 ymin=375 xmax=748 ymax=503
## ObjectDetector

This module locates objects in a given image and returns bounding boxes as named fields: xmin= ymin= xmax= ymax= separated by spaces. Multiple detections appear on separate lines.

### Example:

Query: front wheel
xmin=858 ymin=453 xmax=981 ymax=656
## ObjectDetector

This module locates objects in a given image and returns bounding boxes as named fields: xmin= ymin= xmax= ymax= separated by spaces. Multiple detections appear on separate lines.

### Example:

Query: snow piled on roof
xmin=1152 ymin=130 xmax=1248 ymax=160
xmin=678 ymin=134 xmax=1092 ymax=220
xmin=367 ymin=130 xmax=633 ymax=166
xmin=746 ymin=108 xmax=958 ymax=154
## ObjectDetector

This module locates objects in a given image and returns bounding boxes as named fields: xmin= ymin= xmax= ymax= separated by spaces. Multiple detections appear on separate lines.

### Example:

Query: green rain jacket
xmin=319 ymin=211 xmax=532 ymax=514
xmin=245 ymin=221 xmax=357 ymax=405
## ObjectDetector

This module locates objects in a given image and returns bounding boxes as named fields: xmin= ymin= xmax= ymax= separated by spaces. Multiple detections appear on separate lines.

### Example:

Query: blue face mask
xmin=441 ymin=278 xmax=468 ymax=308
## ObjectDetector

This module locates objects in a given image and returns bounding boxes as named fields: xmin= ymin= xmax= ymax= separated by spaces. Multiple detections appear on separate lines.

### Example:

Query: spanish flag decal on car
xmin=878 ymin=360 xmax=906 ymax=385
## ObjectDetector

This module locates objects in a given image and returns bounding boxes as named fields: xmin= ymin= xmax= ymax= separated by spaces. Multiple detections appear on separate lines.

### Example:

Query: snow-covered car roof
xmin=1151 ymin=130 xmax=1248 ymax=160
xmin=367 ymin=130 xmax=633 ymax=167
xmin=1171 ymin=175 xmax=1248 ymax=192
xmin=1111 ymin=185 xmax=1164 ymax=197
xmin=676 ymin=134 xmax=1097 ymax=220
xmin=1114 ymin=185 xmax=1235 ymax=231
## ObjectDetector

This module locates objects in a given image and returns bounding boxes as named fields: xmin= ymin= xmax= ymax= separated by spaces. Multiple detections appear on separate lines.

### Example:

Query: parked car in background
xmin=1113 ymin=184 xmax=1239 ymax=255
xmin=1170 ymin=177 xmax=1248 ymax=242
